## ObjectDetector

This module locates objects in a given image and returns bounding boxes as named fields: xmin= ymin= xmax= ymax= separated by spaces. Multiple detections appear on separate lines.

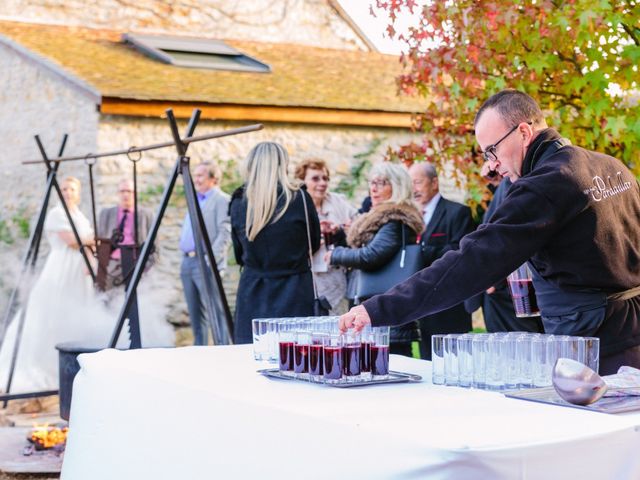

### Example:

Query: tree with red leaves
xmin=378 ymin=0 xmax=639 ymax=214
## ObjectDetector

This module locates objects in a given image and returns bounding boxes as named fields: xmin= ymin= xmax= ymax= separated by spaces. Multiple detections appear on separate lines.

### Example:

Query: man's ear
xmin=520 ymin=122 xmax=535 ymax=148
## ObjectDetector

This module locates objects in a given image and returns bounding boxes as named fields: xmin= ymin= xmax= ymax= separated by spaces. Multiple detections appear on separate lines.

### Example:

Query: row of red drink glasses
xmin=278 ymin=326 xmax=391 ymax=384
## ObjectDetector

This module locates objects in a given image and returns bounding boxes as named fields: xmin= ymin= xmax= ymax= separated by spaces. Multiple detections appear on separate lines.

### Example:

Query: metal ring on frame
xmin=127 ymin=146 xmax=142 ymax=163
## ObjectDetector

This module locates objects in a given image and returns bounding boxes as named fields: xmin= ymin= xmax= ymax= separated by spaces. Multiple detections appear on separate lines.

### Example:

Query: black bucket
xmin=56 ymin=342 xmax=104 ymax=421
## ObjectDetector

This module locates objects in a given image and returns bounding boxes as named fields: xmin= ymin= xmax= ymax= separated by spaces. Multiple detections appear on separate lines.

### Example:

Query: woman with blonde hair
xmin=327 ymin=162 xmax=424 ymax=357
xmin=230 ymin=142 xmax=321 ymax=344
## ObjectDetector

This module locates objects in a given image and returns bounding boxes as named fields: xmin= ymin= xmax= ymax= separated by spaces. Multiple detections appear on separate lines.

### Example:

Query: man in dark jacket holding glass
xmin=340 ymin=89 xmax=640 ymax=375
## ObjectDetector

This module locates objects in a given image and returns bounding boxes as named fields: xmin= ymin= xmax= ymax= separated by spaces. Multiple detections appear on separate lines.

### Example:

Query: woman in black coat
xmin=327 ymin=162 xmax=424 ymax=357
xmin=230 ymin=142 xmax=321 ymax=344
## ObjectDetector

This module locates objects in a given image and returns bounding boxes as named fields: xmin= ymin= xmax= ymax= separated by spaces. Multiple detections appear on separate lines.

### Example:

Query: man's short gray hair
xmin=198 ymin=161 xmax=222 ymax=181
xmin=475 ymin=89 xmax=546 ymax=129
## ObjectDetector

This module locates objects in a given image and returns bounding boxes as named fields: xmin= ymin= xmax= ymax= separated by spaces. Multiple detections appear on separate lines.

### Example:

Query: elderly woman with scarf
xmin=326 ymin=162 xmax=424 ymax=357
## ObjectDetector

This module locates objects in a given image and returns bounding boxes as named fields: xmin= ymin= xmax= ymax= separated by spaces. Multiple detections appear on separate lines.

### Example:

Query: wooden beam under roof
xmin=101 ymin=98 xmax=416 ymax=128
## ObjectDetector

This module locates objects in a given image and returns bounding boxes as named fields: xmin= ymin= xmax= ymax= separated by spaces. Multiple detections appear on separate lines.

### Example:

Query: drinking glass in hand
xmin=507 ymin=263 xmax=541 ymax=318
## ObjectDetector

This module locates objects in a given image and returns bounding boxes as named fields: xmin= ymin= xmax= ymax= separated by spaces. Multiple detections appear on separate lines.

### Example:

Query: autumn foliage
xmin=377 ymin=0 xmax=640 ymax=213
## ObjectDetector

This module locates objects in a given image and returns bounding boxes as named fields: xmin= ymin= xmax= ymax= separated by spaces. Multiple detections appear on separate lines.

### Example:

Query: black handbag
xmin=301 ymin=190 xmax=332 ymax=316
xmin=355 ymin=226 xmax=425 ymax=302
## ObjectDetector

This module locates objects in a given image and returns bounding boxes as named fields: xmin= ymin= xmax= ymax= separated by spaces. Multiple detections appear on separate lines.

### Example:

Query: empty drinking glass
xmin=457 ymin=334 xmax=474 ymax=388
xmin=431 ymin=334 xmax=446 ymax=385
xmin=444 ymin=334 xmax=460 ymax=386
xmin=252 ymin=318 xmax=269 ymax=361
xmin=584 ymin=337 xmax=600 ymax=373
xmin=500 ymin=335 xmax=518 ymax=390
xmin=471 ymin=334 xmax=488 ymax=389
xmin=485 ymin=334 xmax=504 ymax=391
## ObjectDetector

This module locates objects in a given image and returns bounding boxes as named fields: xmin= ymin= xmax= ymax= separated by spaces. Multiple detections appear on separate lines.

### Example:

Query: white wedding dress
xmin=0 ymin=204 xmax=174 ymax=393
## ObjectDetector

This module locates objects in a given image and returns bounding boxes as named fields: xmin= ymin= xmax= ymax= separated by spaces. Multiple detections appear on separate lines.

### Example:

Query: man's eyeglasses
xmin=369 ymin=179 xmax=390 ymax=188
xmin=482 ymin=121 xmax=532 ymax=162
xmin=308 ymin=175 xmax=329 ymax=182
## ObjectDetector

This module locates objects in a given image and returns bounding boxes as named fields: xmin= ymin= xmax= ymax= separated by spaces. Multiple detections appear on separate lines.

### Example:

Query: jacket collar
xmin=521 ymin=128 xmax=563 ymax=176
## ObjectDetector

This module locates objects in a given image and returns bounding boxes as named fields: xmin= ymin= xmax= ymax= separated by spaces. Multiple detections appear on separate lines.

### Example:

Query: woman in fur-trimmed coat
xmin=327 ymin=162 xmax=424 ymax=357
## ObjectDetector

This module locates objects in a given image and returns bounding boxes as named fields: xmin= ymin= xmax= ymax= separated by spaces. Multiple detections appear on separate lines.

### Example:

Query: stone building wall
xmin=0 ymin=0 xmax=368 ymax=51
xmin=0 ymin=42 xmax=99 ymax=315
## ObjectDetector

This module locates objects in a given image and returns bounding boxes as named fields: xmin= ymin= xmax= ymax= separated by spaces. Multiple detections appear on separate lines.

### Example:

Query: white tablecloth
xmin=61 ymin=345 xmax=640 ymax=479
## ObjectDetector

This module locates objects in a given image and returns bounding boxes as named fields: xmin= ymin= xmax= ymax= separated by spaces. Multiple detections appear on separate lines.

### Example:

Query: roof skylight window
xmin=123 ymin=33 xmax=271 ymax=73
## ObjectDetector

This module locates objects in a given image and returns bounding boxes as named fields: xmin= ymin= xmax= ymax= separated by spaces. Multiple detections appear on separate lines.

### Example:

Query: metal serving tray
xmin=505 ymin=386 xmax=640 ymax=414
xmin=258 ymin=368 xmax=422 ymax=388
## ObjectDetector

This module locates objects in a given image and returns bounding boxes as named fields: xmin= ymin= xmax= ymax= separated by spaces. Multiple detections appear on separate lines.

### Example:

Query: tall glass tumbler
xmin=252 ymin=318 xmax=269 ymax=361
xmin=343 ymin=330 xmax=361 ymax=382
xmin=309 ymin=332 xmax=327 ymax=382
xmin=323 ymin=334 xmax=343 ymax=384
xmin=431 ymin=334 xmax=446 ymax=385
xmin=371 ymin=327 xmax=390 ymax=379
xmin=294 ymin=331 xmax=311 ymax=377
xmin=585 ymin=337 xmax=600 ymax=373
xmin=277 ymin=321 xmax=295 ymax=374
xmin=515 ymin=334 xmax=535 ymax=389
xmin=485 ymin=334 xmax=504 ymax=391
xmin=444 ymin=334 xmax=460 ymax=386
xmin=457 ymin=334 xmax=474 ymax=388
xmin=500 ymin=335 xmax=518 ymax=390
xmin=507 ymin=263 xmax=541 ymax=317
xmin=360 ymin=326 xmax=373 ymax=381
xmin=471 ymin=334 xmax=489 ymax=389
xmin=532 ymin=334 xmax=552 ymax=387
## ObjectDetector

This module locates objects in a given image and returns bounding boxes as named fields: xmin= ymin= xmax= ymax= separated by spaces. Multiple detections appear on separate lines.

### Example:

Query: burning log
xmin=27 ymin=423 xmax=68 ymax=451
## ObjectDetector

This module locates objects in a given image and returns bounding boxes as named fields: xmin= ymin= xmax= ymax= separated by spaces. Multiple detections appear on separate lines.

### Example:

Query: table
xmin=61 ymin=345 xmax=640 ymax=479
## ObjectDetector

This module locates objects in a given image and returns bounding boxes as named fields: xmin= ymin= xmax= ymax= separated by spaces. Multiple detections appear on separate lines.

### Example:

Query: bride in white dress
xmin=0 ymin=177 xmax=127 ymax=393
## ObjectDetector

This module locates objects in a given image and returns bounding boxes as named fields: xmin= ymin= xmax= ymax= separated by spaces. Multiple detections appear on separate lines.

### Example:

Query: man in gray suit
xmin=97 ymin=178 xmax=155 ymax=291
xmin=179 ymin=162 xmax=231 ymax=345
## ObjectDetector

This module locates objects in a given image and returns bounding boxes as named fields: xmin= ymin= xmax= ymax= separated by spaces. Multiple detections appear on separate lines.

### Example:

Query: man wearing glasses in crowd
xmin=340 ymin=89 xmax=640 ymax=375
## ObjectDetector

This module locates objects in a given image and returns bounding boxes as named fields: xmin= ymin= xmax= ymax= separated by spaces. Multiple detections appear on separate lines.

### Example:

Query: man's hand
xmin=339 ymin=305 xmax=371 ymax=333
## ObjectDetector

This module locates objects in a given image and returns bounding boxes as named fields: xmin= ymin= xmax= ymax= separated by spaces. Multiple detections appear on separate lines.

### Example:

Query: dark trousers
xmin=180 ymin=256 xmax=214 ymax=346
xmin=600 ymin=345 xmax=640 ymax=375
xmin=596 ymin=295 xmax=640 ymax=375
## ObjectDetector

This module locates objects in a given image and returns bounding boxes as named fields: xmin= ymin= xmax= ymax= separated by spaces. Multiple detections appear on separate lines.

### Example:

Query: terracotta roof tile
xmin=0 ymin=21 xmax=424 ymax=113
